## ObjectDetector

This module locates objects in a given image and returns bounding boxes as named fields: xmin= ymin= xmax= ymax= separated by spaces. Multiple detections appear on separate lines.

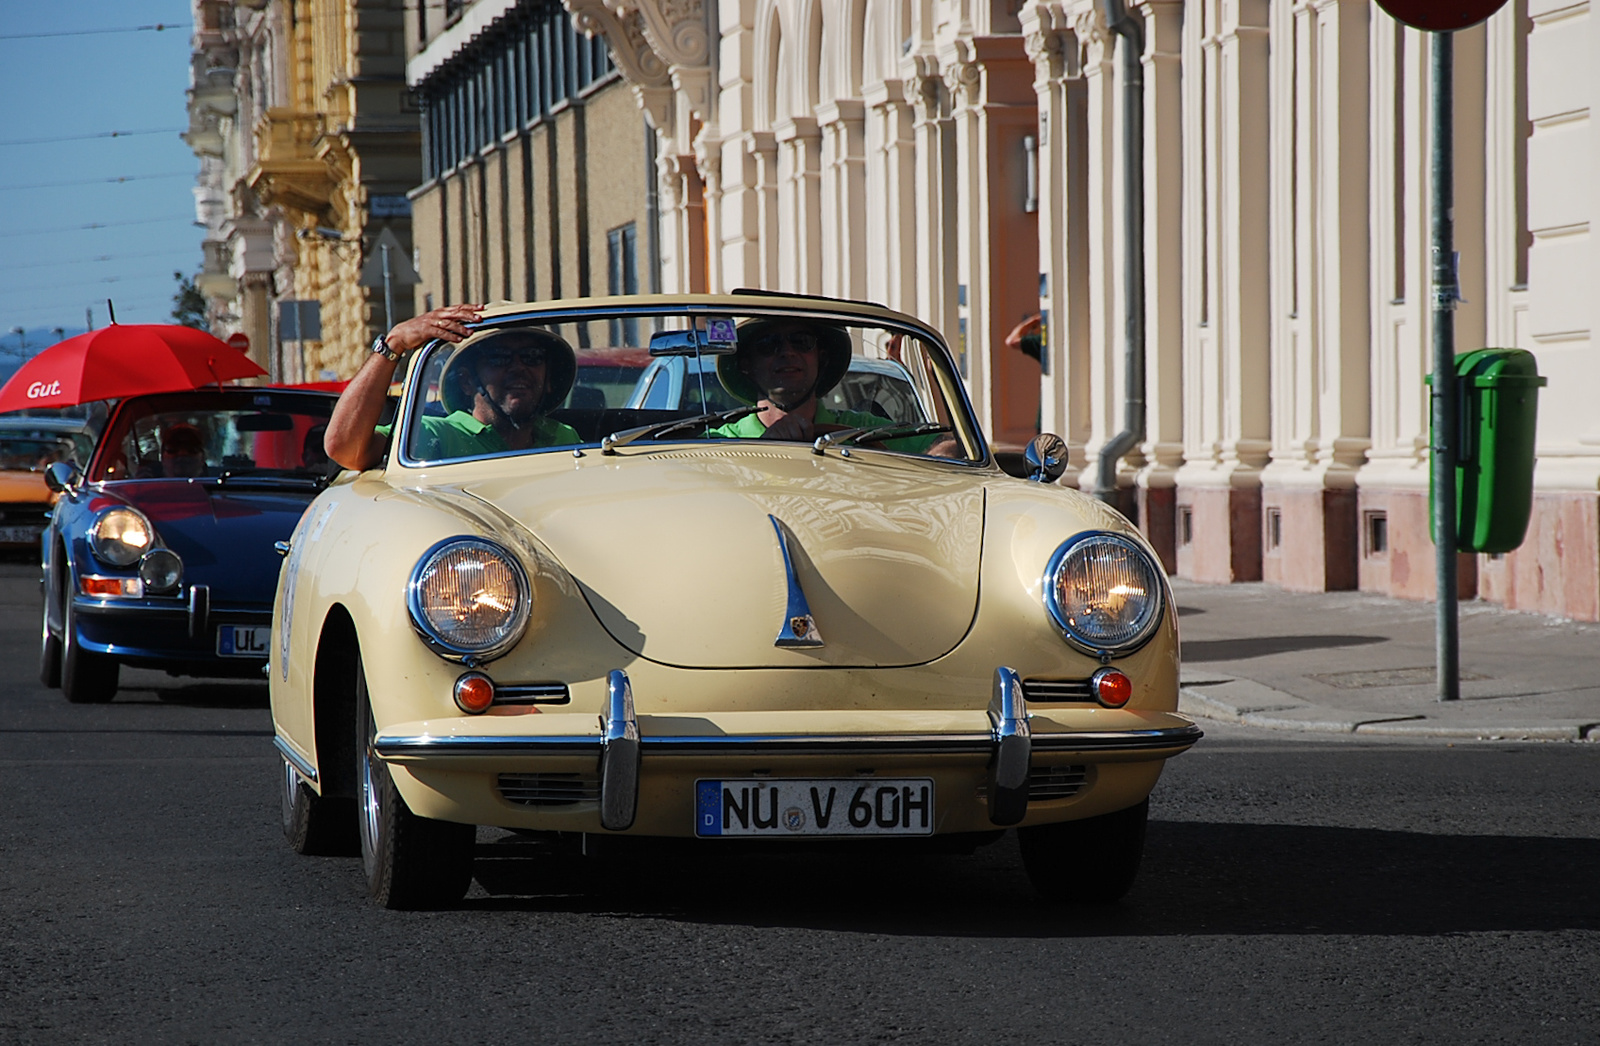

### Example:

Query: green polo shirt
xmin=378 ymin=410 xmax=581 ymax=461
xmin=707 ymin=404 xmax=941 ymax=454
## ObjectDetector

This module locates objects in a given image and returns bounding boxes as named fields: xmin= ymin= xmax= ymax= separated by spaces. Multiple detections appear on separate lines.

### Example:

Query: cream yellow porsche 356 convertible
xmin=269 ymin=293 xmax=1200 ymax=908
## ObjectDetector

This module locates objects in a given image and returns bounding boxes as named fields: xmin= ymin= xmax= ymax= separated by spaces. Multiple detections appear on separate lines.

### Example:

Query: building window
xmin=1266 ymin=508 xmax=1282 ymax=551
xmin=608 ymin=223 xmax=639 ymax=345
xmin=1365 ymin=511 xmax=1388 ymax=558
xmin=1179 ymin=507 xmax=1193 ymax=547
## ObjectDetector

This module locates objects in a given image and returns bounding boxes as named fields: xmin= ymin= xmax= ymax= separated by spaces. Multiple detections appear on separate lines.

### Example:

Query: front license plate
xmin=695 ymin=778 xmax=934 ymax=837
xmin=217 ymin=624 xmax=270 ymax=657
xmin=0 ymin=525 xmax=43 ymax=543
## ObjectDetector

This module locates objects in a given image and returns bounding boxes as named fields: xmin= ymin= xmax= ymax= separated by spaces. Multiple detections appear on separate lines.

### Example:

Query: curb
xmin=1178 ymin=683 xmax=1600 ymax=743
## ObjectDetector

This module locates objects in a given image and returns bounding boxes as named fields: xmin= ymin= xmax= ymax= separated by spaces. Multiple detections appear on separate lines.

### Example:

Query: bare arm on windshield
xmin=324 ymin=304 xmax=482 ymax=471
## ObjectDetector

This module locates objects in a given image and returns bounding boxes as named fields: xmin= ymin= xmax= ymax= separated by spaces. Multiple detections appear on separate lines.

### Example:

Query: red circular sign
xmin=226 ymin=332 xmax=250 ymax=352
xmin=1374 ymin=0 xmax=1510 ymax=30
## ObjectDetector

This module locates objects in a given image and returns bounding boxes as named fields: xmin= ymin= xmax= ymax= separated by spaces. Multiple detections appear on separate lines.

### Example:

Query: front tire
xmin=281 ymin=756 xmax=358 ymax=857
xmin=355 ymin=654 xmax=473 ymax=909
xmin=1018 ymin=799 xmax=1149 ymax=903
xmin=61 ymin=594 xmax=118 ymax=704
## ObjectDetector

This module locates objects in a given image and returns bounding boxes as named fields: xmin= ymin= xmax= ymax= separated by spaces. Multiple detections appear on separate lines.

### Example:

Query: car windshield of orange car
xmin=399 ymin=308 xmax=982 ymax=465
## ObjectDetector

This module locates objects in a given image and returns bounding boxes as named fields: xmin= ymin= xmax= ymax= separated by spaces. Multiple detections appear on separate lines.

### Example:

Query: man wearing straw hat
xmin=325 ymin=304 xmax=579 ymax=470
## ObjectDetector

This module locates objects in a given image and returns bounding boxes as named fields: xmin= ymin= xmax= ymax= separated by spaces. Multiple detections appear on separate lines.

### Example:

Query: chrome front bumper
xmin=370 ymin=667 xmax=1203 ymax=831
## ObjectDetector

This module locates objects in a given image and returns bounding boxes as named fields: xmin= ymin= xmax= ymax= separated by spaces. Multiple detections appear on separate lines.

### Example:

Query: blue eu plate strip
xmin=695 ymin=780 xmax=721 ymax=836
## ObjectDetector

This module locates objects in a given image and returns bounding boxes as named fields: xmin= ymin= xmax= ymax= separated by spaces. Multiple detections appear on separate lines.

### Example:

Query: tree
xmin=171 ymin=272 xmax=207 ymax=329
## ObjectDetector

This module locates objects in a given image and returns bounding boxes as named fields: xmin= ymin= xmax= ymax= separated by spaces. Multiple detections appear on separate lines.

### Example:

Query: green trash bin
xmin=1428 ymin=347 xmax=1546 ymax=554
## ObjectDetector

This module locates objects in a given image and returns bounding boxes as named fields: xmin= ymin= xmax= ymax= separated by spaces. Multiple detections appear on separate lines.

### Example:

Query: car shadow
xmin=1182 ymin=634 xmax=1388 ymax=662
xmin=117 ymin=680 xmax=271 ymax=709
xmin=465 ymin=820 xmax=1600 ymax=938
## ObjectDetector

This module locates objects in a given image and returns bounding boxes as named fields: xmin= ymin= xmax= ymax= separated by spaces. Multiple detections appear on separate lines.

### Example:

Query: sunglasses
xmin=479 ymin=347 xmax=548 ymax=368
xmin=749 ymin=330 xmax=820 ymax=358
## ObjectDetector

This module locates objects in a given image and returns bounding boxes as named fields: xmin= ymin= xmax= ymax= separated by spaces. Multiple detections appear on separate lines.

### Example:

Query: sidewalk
xmin=1171 ymin=579 xmax=1600 ymax=741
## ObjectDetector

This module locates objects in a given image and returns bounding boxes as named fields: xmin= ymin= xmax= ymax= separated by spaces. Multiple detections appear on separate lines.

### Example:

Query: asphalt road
xmin=1 ymin=560 xmax=1597 ymax=1045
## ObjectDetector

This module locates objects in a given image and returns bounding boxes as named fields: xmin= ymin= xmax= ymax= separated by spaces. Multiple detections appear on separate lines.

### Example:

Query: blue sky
xmin=0 ymin=2 xmax=198 ymax=359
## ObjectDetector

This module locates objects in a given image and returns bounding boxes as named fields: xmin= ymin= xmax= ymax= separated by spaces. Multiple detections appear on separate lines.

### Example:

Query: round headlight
xmin=406 ymin=537 xmax=531 ymax=662
xmin=138 ymin=548 xmax=184 ymax=595
xmin=1043 ymin=532 xmax=1165 ymax=658
xmin=89 ymin=507 xmax=155 ymax=567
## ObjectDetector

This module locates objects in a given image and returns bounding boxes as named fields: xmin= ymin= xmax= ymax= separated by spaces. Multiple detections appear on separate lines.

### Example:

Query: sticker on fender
xmin=695 ymin=778 xmax=933 ymax=837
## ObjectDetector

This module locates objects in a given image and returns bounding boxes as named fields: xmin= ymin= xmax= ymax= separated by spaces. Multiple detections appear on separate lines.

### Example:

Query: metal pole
xmin=380 ymin=242 xmax=395 ymax=336
xmin=1430 ymin=32 xmax=1460 ymax=702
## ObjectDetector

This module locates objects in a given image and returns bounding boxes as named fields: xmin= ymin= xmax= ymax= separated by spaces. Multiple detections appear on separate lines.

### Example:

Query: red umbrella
xmin=0 ymin=324 xmax=267 ymax=412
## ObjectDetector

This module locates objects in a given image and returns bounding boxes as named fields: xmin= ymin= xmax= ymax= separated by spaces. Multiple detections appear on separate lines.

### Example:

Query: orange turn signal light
xmin=453 ymin=672 xmax=496 ymax=714
xmin=1091 ymin=667 xmax=1133 ymax=708
xmin=81 ymin=575 xmax=142 ymax=598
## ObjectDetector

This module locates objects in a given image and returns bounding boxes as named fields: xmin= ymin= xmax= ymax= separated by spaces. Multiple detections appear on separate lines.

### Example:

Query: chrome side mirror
xmin=44 ymin=461 xmax=81 ymax=494
xmin=1024 ymin=433 xmax=1068 ymax=484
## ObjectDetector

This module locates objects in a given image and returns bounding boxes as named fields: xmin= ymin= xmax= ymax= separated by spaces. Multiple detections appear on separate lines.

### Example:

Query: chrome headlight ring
xmin=88 ymin=506 xmax=157 ymax=568
xmin=1042 ymin=531 xmax=1166 ymax=660
xmin=406 ymin=536 xmax=532 ymax=665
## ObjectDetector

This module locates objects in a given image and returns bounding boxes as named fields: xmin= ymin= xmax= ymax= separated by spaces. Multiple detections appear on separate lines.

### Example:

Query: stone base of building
xmin=1175 ymin=485 xmax=1262 ymax=583
xmin=1137 ymin=485 xmax=1177 ymax=575
xmin=1355 ymin=488 xmax=1477 ymax=601
xmin=1261 ymin=486 xmax=1358 ymax=592
xmin=1477 ymin=492 xmax=1600 ymax=622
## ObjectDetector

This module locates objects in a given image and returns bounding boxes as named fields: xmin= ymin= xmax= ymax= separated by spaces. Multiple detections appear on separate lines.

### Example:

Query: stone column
xmin=1176 ymin=0 xmax=1272 ymax=583
xmin=746 ymin=130 xmax=780 ymax=289
xmin=774 ymin=116 xmax=823 ymax=293
xmin=1023 ymin=3 xmax=1091 ymax=476
xmin=1256 ymin=0 xmax=1372 ymax=592
xmin=945 ymin=36 xmax=1041 ymax=448
xmin=863 ymin=80 xmax=917 ymax=313
xmin=818 ymin=99 xmax=869 ymax=300
xmin=905 ymin=55 xmax=960 ymax=350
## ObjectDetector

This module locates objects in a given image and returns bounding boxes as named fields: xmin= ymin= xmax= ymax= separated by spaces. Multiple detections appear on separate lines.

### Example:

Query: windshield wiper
xmin=216 ymin=472 xmax=329 ymax=491
xmin=811 ymin=422 xmax=952 ymax=456
xmin=600 ymin=405 xmax=762 ymax=455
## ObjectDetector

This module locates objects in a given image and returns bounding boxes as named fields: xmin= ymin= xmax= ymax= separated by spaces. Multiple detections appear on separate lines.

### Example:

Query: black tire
xmin=61 ymin=594 xmax=118 ymax=704
xmin=355 ymin=654 xmax=473 ymax=909
xmin=38 ymin=604 xmax=61 ymax=690
xmin=281 ymin=756 xmax=359 ymax=857
xmin=1018 ymin=799 xmax=1149 ymax=903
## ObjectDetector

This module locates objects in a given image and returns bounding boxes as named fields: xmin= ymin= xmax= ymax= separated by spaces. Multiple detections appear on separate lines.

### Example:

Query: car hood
xmin=461 ymin=449 xmax=985 ymax=668
xmin=96 ymin=480 xmax=316 ymax=603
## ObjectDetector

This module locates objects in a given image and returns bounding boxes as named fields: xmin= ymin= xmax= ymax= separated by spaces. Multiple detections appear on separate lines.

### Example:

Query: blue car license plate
xmin=217 ymin=624 xmax=270 ymax=657
xmin=695 ymin=778 xmax=934 ymax=837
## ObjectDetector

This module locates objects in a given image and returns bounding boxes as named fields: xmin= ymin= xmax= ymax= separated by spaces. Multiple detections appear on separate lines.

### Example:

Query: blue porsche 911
xmin=39 ymin=387 xmax=338 ymax=702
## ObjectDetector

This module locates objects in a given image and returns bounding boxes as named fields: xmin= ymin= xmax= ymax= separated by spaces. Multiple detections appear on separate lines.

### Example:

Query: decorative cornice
xmin=612 ymin=0 xmax=709 ymax=69
xmin=567 ymin=1 xmax=670 ymax=89
xmin=1072 ymin=6 xmax=1113 ymax=67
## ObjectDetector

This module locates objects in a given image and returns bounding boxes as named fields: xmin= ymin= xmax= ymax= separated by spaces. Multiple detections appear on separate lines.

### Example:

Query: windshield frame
xmin=391 ymin=298 xmax=991 ymax=470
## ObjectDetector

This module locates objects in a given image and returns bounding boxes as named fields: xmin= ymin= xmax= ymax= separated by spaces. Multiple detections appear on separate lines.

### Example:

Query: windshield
xmin=0 ymin=429 xmax=93 ymax=472
xmin=400 ymin=307 xmax=981 ymax=466
xmin=91 ymin=391 xmax=337 ymax=482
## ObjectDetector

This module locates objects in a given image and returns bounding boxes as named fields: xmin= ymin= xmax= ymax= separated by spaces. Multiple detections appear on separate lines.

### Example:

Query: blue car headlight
xmin=89 ymin=507 xmax=156 ymax=568
xmin=1043 ymin=531 xmax=1165 ymax=659
xmin=406 ymin=537 xmax=531 ymax=663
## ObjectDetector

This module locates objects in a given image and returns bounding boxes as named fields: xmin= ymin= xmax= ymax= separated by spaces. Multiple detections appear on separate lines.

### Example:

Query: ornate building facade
xmin=186 ymin=0 xmax=422 ymax=382
xmin=563 ymin=0 xmax=1595 ymax=621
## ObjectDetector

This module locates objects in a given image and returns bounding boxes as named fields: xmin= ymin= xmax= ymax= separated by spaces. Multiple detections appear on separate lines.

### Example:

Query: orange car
xmin=0 ymin=416 xmax=96 ymax=549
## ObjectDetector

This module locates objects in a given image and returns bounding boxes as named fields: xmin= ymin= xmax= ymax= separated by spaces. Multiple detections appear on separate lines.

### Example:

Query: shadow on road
xmin=462 ymin=820 xmax=1600 ymax=938
xmin=1182 ymin=634 xmax=1388 ymax=662
xmin=116 ymin=681 xmax=270 ymax=709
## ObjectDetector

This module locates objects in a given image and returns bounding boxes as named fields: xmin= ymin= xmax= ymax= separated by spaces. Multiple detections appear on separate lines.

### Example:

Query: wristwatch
xmin=370 ymin=335 xmax=401 ymax=363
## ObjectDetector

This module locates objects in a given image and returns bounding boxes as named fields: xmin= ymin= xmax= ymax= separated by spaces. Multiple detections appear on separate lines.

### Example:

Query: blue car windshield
xmin=92 ymin=392 xmax=337 ymax=482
